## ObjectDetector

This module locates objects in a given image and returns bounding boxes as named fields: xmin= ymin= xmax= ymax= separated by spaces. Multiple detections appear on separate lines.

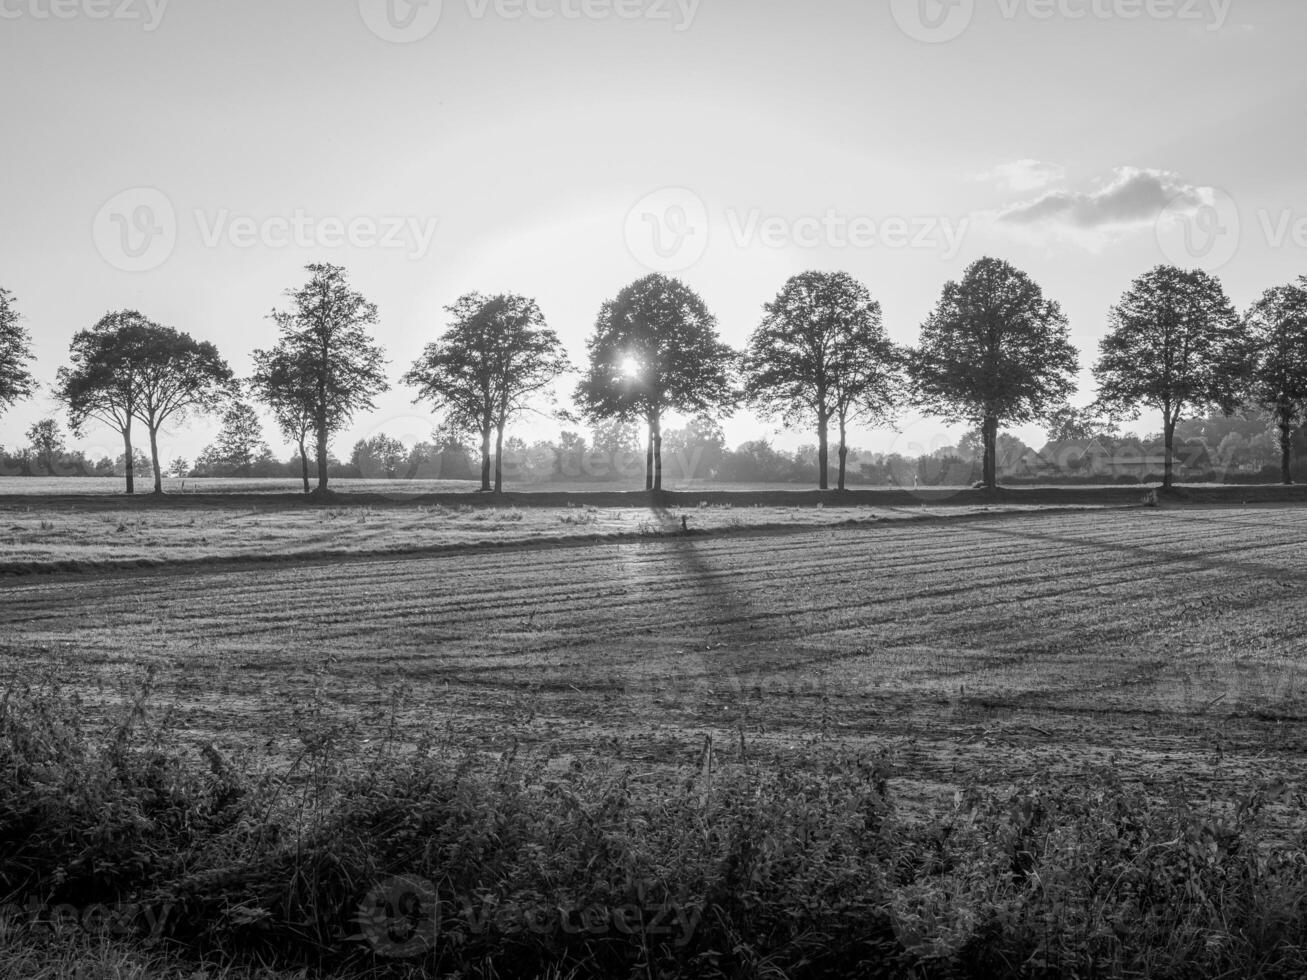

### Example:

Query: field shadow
xmin=966 ymin=520 xmax=1307 ymax=584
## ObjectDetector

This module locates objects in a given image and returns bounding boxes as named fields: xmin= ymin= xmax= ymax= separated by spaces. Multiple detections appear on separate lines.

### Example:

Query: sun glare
xmin=619 ymin=356 xmax=641 ymax=379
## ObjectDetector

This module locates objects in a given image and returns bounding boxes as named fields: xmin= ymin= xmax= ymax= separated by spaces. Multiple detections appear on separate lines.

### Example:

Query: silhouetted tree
xmin=0 ymin=288 xmax=35 ymax=419
xmin=351 ymin=434 xmax=409 ymax=479
xmin=576 ymin=274 xmax=737 ymax=492
xmin=133 ymin=326 xmax=235 ymax=493
xmin=25 ymin=418 xmax=65 ymax=475
xmin=746 ymin=271 xmax=904 ymax=491
xmin=1244 ymin=278 xmax=1307 ymax=484
xmin=55 ymin=312 xmax=153 ymax=495
xmin=199 ymin=402 xmax=273 ymax=477
xmin=265 ymin=264 xmax=389 ymax=495
xmin=250 ymin=344 xmax=319 ymax=493
xmin=404 ymin=293 xmax=569 ymax=493
xmin=911 ymin=258 xmax=1078 ymax=491
xmin=1095 ymin=266 xmax=1248 ymax=489
xmin=1043 ymin=404 xmax=1119 ymax=445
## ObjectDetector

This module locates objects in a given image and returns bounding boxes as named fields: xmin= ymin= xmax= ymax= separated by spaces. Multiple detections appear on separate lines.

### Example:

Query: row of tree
xmin=1 ymin=261 xmax=1305 ymax=495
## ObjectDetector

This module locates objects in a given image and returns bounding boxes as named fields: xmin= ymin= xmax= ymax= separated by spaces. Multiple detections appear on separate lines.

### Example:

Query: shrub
xmin=5 ymin=680 xmax=1307 ymax=979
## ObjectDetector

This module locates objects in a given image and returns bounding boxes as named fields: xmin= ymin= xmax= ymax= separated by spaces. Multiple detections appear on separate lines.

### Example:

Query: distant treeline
xmin=2 ymin=261 xmax=1306 ymax=495
xmin=6 ymin=409 xmax=1302 ymax=488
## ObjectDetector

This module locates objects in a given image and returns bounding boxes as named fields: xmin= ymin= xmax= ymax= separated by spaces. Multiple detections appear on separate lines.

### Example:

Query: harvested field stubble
xmin=4 ymin=504 xmax=1307 ymax=977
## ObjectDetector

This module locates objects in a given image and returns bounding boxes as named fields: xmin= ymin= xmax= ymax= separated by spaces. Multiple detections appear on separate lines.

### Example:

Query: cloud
xmin=999 ymin=167 xmax=1204 ymax=231
xmin=971 ymin=159 xmax=1066 ymax=193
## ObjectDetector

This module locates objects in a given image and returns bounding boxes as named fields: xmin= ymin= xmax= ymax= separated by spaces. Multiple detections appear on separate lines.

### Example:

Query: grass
xmin=4 ymin=677 xmax=1307 ymax=979
xmin=5 ymin=501 xmax=1307 ymax=976
xmin=0 ymin=497 xmax=1102 ymax=574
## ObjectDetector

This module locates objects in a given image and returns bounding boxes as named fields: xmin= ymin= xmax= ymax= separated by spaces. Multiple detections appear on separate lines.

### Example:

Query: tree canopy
xmin=0 ymin=288 xmax=36 ymax=418
xmin=1244 ymin=277 xmax=1307 ymax=484
xmin=264 ymin=264 xmax=389 ymax=495
xmin=1094 ymin=265 xmax=1248 ymax=488
xmin=575 ymin=274 xmax=737 ymax=492
xmin=55 ymin=311 xmax=154 ymax=494
xmin=746 ymin=271 xmax=905 ymax=490
xmin=132 ymin=324 xmax=235 ymax=493
xmin=403 ymin=293 xmax=570 ymax=493
xmin=911 ymin=257 xmax=1078 ymax=490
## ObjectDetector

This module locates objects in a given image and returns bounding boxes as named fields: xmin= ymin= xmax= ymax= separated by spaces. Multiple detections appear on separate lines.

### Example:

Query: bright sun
xmin=620 ymin=356 xmax=641 ymax=379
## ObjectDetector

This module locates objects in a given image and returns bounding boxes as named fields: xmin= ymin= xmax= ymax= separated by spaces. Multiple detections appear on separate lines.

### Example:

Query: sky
xmin=1 ymin=0 xmax=1305 ymax=465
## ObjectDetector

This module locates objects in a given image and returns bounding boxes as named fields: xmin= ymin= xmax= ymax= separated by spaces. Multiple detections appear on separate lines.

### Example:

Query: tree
xmin=265 ymin=264 xmax=389 ymax=495
xmin=199 ymin=402 xmax=273 ymax=476
xmin=662 ymin=416 xmax=727 ymax=482
xmin=745 ymin=271 xmax=904 ymax=491
xmin=0 ymin=287 xmax=35 ymax=418
xmin=575 ymin=274 xmax=737 ymax=492
xmin=1094 ymin=266 xmax=1248 ymax=490
xmin=404 ymin=293 xmax=569 ymax=493
xmin=351 ymin=434 xmax=408 ymax=479
xmin=56 ymin=312 xmax=233 ymax=494
xmin=1043 ymin=404 xmax=1120 ymax=444
xmin=169 ymin=457 xmax=190 ymax=479
xmin=133 ymin=325 xmax=235 ymax=493
xmin=1244 ymin=279 xmax=1307 ymax=485
xmin=910 ymin=258 xmax=1079 ymax=491
xmin=56 ymin=312 xmax=151 ymax=494
xmin=25 ymin=419 xmax=65 ymax=475
xmin=250 ymin=344 xmax=319 ymax=494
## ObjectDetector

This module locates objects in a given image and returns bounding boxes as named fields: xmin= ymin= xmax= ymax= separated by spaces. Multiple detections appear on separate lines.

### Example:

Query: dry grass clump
xmin=4 ymin=678 xmax=1307 ymax=979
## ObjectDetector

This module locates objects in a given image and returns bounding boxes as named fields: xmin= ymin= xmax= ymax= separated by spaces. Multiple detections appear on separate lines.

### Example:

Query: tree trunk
xmin=149 ymin=425 xmax=163 ymax=495
xmin=494 ymin=425 xmax=505 ymax=494
xmin=817 ymin=411 xmax=829 ymax=491
xmin=645 ymin=427 xmax=654 ymax=492
xmin=1281 ymin=420 xmax=1294 ymax=486
xmin=837 ymin=416 xmax=848 ymax=492
xmin=298 ymin=434 xmax=311 ymax=494
xmin=315 ymin=420 xmax=330 ymax=493
xmin=123 ymin=423 xmax=135 ymax=496
xmin=982 ymin=415 xmax=998 ymax=491
xmin=652 ymin=412 xmax=663 ymax=493
xmin=480 ymin=426 xmax=493 ymax=492
xmin=1162 ymin=417 xmax=1176 ymax=490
